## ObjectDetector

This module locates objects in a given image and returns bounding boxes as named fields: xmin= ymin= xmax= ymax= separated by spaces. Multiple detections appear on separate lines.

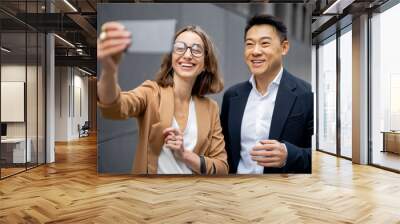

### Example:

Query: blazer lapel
xmin=147 ymin=85 xmax=174 ymax=173
xmin=158 ymin=86 xmax=175 ymax=135
xmin=193 ymin=96 xmax=209 ymax=155
xmin=268 ymin=71 xmax=297 ymax=140
xmin=228 ymin=82 xmax=252 ymax=164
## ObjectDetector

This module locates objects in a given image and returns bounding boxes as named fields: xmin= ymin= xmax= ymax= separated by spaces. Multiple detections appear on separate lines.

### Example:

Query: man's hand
xmin=250 ymin=140 xmax=288 ymax=168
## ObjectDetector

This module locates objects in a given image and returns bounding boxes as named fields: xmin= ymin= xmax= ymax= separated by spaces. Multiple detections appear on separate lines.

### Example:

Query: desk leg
xmin=382 ymin=133 xmax=386 ymax=152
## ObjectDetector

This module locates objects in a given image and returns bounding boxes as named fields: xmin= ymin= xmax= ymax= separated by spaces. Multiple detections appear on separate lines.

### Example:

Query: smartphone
xmin=118 ymin=19 xmax=177 ymax=54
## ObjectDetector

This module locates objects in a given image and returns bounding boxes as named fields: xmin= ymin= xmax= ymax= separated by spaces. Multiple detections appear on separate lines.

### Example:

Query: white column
xmin=46 ymin=1 xmax=55 ymax=163
xmin=352 ymin=14 xmax=369 ymax=164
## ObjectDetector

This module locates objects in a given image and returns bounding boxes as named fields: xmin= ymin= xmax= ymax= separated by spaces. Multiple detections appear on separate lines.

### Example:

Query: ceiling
xmin=0 ymin=0 xmax=394 ymax=74
xmin=0 ymin=0 xmax=97 ymax=74
xmin=311 ymin=0 xmax=390 ymax=44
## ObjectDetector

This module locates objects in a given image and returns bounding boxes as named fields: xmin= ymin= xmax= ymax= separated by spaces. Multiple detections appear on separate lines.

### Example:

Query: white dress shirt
xmin=157 ymin=98 xmax=197 ymax=174
xmin=237 ymin=67 xmax=283 ymax=174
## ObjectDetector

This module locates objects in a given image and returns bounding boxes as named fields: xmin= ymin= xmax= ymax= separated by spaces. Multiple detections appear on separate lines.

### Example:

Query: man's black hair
xmin=244 ymin=14 xmax=288 ymax=41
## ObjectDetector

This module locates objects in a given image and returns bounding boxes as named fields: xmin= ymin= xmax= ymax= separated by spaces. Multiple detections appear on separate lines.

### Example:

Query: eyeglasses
xmin=173 ymin=41 xmax=205 ymax=58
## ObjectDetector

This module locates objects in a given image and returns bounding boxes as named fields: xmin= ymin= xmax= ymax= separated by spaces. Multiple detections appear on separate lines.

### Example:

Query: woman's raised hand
xmin=97 ymin=22 xmax=131 ymax=74
xmin=97 ymin=22 xmax=131 ymax=105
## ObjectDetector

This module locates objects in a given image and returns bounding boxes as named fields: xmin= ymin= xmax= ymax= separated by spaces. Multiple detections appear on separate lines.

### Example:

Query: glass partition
xmin=0 ymin=0 xmax=46 ymax=179
xmin=38 ymin=31 xmax=45 ymax=165
xmin=1 ymin=30 xmax=28 ymax=177
xmin=27 ymin=31 xmax=38 ymax=170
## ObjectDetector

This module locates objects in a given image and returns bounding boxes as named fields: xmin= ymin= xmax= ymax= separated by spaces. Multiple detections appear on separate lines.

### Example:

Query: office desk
xmin=1 ymin=138 xmax=31 ymax=163
xmin=382 ymin=131 xmax=400 ymax=154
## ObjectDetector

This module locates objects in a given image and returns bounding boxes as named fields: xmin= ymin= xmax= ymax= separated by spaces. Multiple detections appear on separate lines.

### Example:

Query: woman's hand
xmin=163 ymin=128 xmax=185 ymax=161
xmin=97 ymin=22 xmax=131 ymax=75
xmin=163 ymin=127 xmax=201 ymax=173
xmin=97 ymin=22 xmax=131 ymax=105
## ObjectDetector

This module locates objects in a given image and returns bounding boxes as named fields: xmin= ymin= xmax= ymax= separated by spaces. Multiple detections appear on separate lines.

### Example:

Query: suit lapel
xmin=193 ymin=96 xmax=209 ymax=155
xmin=228 ymin=82 xmax=252 ymax=164
xmin=268 ymin=70 xmax=297 ymax=140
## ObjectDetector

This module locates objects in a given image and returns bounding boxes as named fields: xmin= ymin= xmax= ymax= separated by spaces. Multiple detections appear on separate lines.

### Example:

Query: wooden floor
xmin=1 ymin=135 xmax=400 ymax=223
xmin=1 ymin=163 xmax=46 ymax=178
xmin=1 ymin=167 xmax=26 ymax=178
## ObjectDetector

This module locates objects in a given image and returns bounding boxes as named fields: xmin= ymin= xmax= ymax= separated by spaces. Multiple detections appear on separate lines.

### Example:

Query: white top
xmin=157 ymin=98 xmax=197 ymax=174
xmin=237 ymin=67 xmax=283 ymax=174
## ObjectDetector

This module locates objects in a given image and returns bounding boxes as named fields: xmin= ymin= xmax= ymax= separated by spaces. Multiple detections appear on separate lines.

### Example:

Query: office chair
xmin=78 ymin=121 xmax=90 ymax=138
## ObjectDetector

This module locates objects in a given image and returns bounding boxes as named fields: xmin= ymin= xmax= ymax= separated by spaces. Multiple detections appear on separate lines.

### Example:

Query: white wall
xmin=55 ymin=67 xmax=69 ymax=141
xmin=54 ymin=67 xmax=89 ymax=141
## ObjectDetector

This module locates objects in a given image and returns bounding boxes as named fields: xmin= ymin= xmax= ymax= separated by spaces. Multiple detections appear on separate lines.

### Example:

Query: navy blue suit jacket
xmin=220 ymin=70 xmax=313 ymax=173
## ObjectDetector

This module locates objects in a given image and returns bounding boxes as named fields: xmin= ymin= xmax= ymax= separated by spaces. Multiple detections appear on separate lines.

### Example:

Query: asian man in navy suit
xmin=220 ymin=14 xmax=313 ymax=174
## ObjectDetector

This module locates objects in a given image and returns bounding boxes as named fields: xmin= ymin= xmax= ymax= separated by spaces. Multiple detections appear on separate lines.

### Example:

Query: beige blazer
xmin=98 ymin=80 xmax=228 ymax=174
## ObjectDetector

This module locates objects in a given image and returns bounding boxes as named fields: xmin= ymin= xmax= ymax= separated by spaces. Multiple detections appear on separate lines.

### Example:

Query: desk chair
xmin=78 ymin=121 xmax=90 ymax=138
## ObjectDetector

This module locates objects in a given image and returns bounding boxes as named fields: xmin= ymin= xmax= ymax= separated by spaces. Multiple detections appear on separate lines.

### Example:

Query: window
xmin=370 ymin=2 xmax=400 ymax=171
xmin=317 ymin=35 xmax=337 ymax=154
xmin=339 ymin=27 xmax=352 ymax=158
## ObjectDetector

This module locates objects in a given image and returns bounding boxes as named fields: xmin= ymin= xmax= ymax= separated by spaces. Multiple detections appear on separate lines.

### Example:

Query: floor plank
xmin=0 ymin=134 xmax=399 ymax=223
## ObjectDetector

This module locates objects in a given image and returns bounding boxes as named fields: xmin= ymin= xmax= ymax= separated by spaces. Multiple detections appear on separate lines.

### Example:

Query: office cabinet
xmin=382 ymin=131 xmax=400 ymax=154
xmin=0 ymin=138 xmax=32 ymax=164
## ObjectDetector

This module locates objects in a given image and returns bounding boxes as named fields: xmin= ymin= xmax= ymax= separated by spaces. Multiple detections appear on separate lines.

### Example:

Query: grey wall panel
xmin=97 ymin=107 xmax=138 ymax=173
xmin=98 ymin=127 xmax=138 ymax=173
xmin=284 ymin=38 xmax=312 ymax=83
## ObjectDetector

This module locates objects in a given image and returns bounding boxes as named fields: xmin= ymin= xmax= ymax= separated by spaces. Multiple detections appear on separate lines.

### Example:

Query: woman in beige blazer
xmin=97 ymin=22 xmax=228 ymax=175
